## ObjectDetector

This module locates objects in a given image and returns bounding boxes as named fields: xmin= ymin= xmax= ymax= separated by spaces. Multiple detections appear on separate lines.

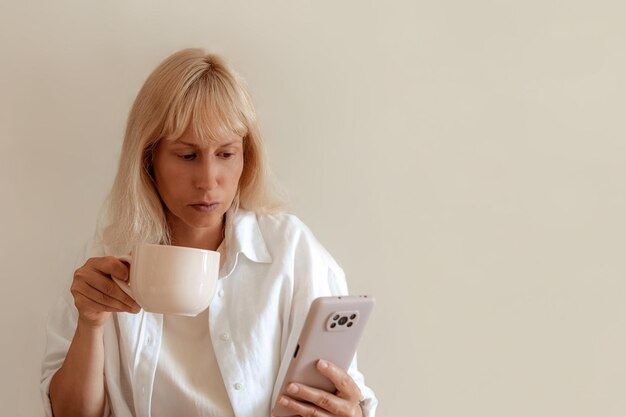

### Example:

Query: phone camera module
xmin=327 ymin=310 xmax=359 ymax=331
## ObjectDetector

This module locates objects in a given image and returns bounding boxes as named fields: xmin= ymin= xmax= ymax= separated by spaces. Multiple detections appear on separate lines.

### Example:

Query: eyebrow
xmin=173 ymin=139 xmax=242 ymax=148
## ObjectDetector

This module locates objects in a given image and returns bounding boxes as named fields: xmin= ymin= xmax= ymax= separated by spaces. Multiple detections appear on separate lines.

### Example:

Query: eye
xmin=218 ymin=152 xmax=236 ymax=159
xmin=178 ymin=153 xmax=197 ymax=161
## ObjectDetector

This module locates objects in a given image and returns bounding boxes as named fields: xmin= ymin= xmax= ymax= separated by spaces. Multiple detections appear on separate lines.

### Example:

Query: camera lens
xmin=350 ymin=314 xmax=357 ymax=320
xmin=347 ymin=322 xmax=353 ymax=327
xmin=330 ymin=322 xmax=336 ymax=329
xmin=333 ymin=314 xmax=340 ymax=321
xmin=338 ymin=316 xmax=348 ymax=325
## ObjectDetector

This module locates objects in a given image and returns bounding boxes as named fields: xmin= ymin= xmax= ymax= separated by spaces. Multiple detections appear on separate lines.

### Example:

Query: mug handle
xmin=111 ymin=254 xmax=133 ymax=298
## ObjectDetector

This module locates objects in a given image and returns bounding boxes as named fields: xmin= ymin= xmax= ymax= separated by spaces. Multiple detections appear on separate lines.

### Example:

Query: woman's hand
xmin=71 ymin=256 xmax=141 ymax=328
xmin=272 ymin=359 xmax=363 ymax=417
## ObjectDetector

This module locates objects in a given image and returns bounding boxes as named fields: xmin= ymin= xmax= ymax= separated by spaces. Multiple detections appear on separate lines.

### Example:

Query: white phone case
xmin=273 ymin=295 xmax=375 ymax=416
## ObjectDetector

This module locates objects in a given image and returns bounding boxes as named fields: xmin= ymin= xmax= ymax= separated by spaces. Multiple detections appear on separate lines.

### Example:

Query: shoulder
xmin=254 ymin=211 xmax=317 ymax=251
xmin=255 ymin=211 xmax=311 ymax=239
xmin=253 ymin=211 xmax=343 ymax=272
xmin=250 ymin=212 xmax=349 ymax=301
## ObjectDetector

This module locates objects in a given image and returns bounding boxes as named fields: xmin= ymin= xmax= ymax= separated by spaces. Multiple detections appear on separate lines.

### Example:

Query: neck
xmin=168 ymin=217 xmax=225 ymax=251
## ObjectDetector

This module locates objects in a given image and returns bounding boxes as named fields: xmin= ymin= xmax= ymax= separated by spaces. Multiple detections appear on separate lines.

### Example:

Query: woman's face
xmin=152 ymin=124 xmax=244 ymax=238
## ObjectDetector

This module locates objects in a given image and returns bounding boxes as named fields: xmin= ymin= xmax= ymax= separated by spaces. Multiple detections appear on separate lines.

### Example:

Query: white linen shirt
xmin=41 ymin=210 xmax=378 ymax=417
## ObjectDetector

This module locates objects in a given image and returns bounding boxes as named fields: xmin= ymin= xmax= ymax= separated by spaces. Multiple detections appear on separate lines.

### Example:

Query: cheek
xmin=232 ymin=160 xmax=244 ymax=186
xmin=153 ymin=159 xmax=182 ymax=202
xmin=154 ymin=176 xmax=173 ymax=206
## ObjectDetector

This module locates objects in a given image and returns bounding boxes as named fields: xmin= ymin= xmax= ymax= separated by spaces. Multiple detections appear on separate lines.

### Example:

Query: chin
xmin=187 ymin=212 xmax=225 ymax=227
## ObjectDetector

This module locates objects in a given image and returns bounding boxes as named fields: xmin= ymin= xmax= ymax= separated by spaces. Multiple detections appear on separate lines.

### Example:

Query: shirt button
xmin=218 ymin=289 xmax=224 ymax=298
xmin=234 ymin=383 xmax=243 ymax=390
xmin=220 ymin=332 xmax=231 ymax=341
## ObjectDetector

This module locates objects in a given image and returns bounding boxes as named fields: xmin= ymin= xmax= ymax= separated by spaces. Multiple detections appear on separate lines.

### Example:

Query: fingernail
xmin=318 ymin=359 xmax=328 ymax=369
xmin=279 ymin=397 xmax=289 ymax=406
xmin=287 ymin=383 xmax=299 ymax=394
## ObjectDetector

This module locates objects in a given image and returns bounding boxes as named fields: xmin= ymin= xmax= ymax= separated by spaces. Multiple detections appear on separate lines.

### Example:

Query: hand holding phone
xmin=272 ymin=295 xmax=375 ymax=416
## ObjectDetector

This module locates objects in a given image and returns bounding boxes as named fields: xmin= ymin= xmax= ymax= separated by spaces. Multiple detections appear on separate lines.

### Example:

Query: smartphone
xmin=273 ymin=295 xmax=375 ymax=416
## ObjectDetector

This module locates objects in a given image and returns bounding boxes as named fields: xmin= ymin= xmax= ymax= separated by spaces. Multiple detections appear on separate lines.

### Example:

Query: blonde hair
xmin=100 ymin=48 xmax=284 ymax=255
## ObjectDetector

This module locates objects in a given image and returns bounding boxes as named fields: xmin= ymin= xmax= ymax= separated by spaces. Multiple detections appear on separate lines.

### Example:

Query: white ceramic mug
xmin=112 ymin=244 xmax=220 ymax=316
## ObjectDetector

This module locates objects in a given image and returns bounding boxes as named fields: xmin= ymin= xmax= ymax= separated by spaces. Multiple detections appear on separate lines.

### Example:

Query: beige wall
xmin=2 ymin=1 xmax=625 ymax=416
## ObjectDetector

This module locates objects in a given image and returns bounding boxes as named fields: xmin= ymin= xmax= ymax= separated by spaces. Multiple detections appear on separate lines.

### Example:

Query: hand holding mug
xmin=71 ymin=257 xmax=141 ymax=329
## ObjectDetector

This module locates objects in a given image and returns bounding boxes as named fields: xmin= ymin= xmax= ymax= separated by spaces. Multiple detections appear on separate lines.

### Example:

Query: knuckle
xmin=348 ymin=403 xmax=361 ymax=417
xmin=102 ymin=281 xmax=117 ymax=297
xmin=105 ymin=255 xmax=121 ymax=265
xmin=84 ymin=257 xmax=100 ymax=269
xmin=339 ymin=374 xmax=352 ymax=390
xmin=70 ymin=284 xmax=84 ymax=300
xmin=71 ymin=290 xmax=82 ymax=304
xmin=123 ymin=294 xmax=134 ymax=305
xmin=99 ymin=290 xmax=109 ymax=304
xmin=317 ymin=394 xmax=331 ymax=408
xmin=74 ymin=298 xmax=89 ymax=313
xmin=73 ymin=268 xmax=86 ymax=282
xmin=107 ymin=256 xmax=123 ymax=272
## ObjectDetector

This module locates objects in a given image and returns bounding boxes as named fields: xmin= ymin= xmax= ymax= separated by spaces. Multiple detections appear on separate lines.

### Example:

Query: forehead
xmin=168 ymin=124 xmax=243 ymax=147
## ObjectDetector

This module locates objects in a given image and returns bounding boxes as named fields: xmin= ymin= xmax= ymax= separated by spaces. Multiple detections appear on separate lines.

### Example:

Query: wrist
xmin=77 ymin=318 xmax=106 ymax=336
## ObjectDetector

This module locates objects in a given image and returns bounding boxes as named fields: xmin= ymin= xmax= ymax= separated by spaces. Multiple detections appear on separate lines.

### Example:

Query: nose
xmin=194 ymin=157 xmax=219 ymax=191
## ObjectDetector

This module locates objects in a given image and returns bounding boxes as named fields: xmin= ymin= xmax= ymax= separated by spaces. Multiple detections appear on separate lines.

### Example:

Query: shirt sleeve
xmin=40 ymin=238 xmax=112 ymax=417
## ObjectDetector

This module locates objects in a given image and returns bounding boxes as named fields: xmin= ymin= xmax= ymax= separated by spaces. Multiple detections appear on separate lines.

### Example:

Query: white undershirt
xmin=151 ymin=308 xmax=235 ymax=417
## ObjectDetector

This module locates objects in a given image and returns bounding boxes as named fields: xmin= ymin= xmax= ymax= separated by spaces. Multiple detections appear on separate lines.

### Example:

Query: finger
xmin=88 ymin=276 xmax=140 ymax=310
xmin=89 ymin=256 xmax=130 ymax=282
xmin=316 ymin=360 xmax=362 ymax=402
xmin=73 ymin=266 xmax=139 ymax=310
xmin=74 ymin=292 xmax=126 ymax=313
xmin=284 ymin=383 xmax=349 ymax=416
xmin=275 ymin=395 xmax=332 ymax=417
xmin=73 ymin=280 xmax=140 ymax=312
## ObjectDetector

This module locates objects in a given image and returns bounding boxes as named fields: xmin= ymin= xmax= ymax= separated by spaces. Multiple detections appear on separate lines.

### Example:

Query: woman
xmin=41 ymin=48 xmax=377 ymax=417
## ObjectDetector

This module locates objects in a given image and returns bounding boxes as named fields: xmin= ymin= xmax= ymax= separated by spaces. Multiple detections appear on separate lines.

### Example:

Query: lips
xmin=189 ymin=201 xmax=220 ymax=212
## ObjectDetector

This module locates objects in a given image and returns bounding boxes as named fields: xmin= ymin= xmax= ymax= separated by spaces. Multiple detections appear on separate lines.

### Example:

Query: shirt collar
xmin=221 ymin=209 xmax=272 ymax=275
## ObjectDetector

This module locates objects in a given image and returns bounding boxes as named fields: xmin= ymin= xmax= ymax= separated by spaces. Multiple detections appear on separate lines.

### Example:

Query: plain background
xmin=1 ymin=1 xmax=625 ymax=416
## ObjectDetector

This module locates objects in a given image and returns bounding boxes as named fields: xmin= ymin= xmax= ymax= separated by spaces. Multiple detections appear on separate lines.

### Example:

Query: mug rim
xmin=135 ymin=243 xmax=220 ymax=256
